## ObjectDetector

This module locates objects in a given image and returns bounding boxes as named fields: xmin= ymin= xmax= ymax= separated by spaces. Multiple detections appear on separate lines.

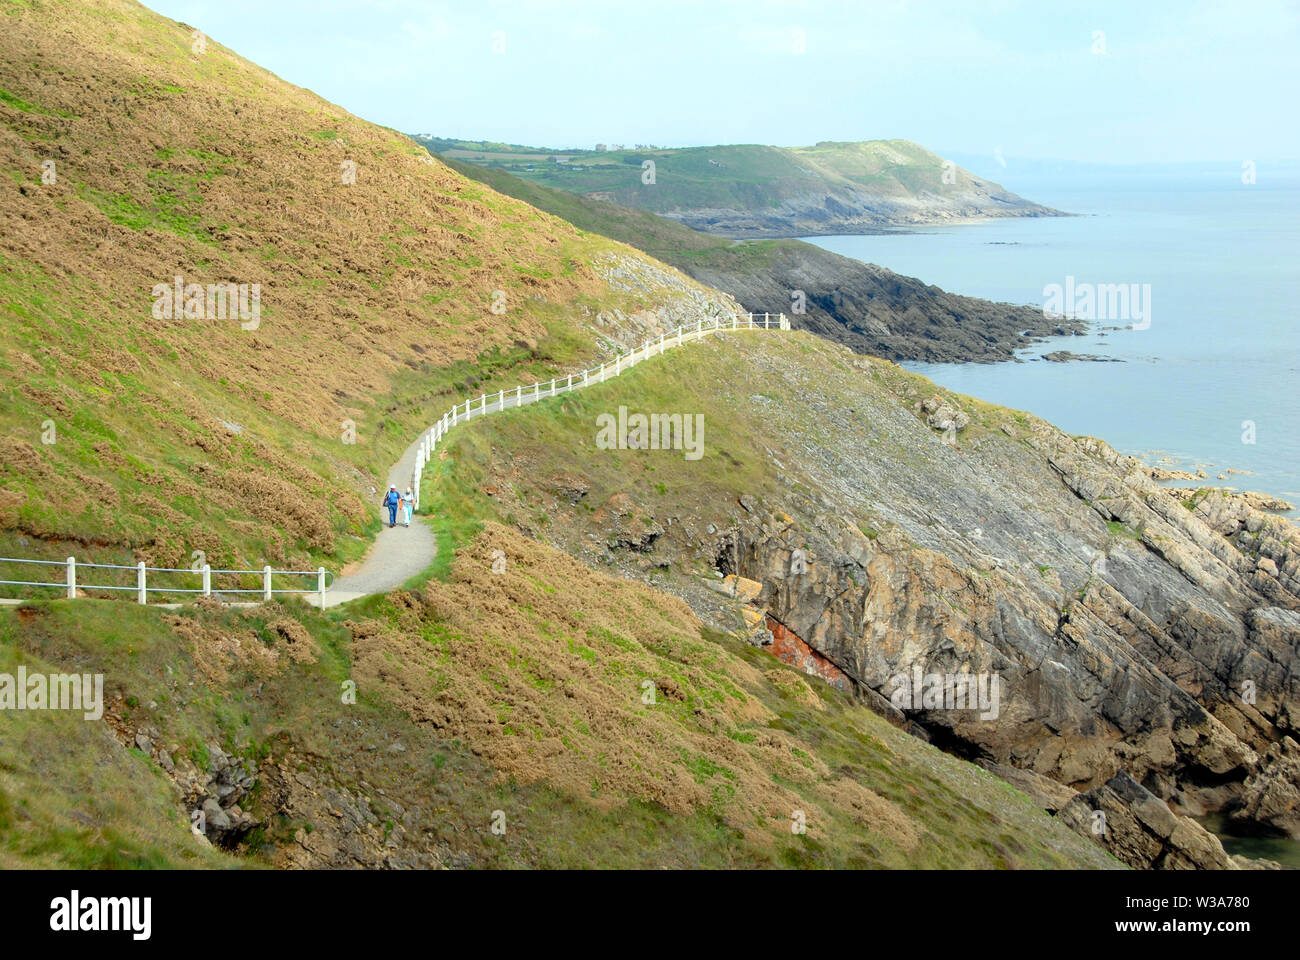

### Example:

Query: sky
xmin=146 ymin=0 xmax=1300 ymax=165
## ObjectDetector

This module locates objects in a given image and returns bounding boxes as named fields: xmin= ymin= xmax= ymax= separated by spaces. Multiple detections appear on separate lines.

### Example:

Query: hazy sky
xmin=148 ymin=0 xmax=1299 ymax=164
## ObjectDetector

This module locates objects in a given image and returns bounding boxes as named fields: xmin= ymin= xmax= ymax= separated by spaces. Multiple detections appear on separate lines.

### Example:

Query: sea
xmin=803 ymin=161 xmax=1300 ymax=512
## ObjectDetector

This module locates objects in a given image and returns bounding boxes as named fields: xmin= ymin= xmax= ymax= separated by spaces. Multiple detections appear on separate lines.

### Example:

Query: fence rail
xmin=0 ymin=557 xmax=332 ymax=606
xmin=409 ymin=311 xmax=789 ymax=506
xmin=0 ymin=310 xmax=789 ymax=605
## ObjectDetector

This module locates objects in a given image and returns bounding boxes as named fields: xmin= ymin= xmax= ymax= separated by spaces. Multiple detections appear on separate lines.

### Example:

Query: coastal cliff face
xmin=657 ymin=176 xmax=1060 ymax=238
xmin=723 ymin=427 xmax=1297 ymax=819
xmin=427 ymin=138 xmax=1062 ymax=239
xmin=653 ymin=139 xmax=1062 ymax=238
xmin=452 ymin=319 xmax=1300 ymax=861
xmin=684 ymin=242 xmax=1084 ymax=363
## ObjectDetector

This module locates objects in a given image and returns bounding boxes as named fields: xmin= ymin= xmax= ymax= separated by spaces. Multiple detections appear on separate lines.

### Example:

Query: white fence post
xmin=567 ymin=374 xmax=572 ymax=390
xmin=137 ymin=561 xmax=146 ymax=604
xmin=66 ymin=556 xmax=75 ymax=599
xmin=479 ymin=394 xmax=486 ymax=416
xmin=317 ymin=567 xmax=326 ymax=608
xmin=615 ymin=353 xmax=621 ymax=375
xmin=677 ymin=325 xmax=683 ymax=345
xmin=497 ymin=389 xmax=504 ymax=411
xmin=202 ymin=563 xmax=211 ymax=596
xmin=516 ymin=385 xmax=521 ymax=406
xmin=263 ymin=565 xmax=272 ymax=601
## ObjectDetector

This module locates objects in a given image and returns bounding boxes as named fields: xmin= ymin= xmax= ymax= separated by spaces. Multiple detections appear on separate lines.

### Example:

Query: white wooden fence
xmin=0 ymin=310 xmax=788 ymax=605
xmin=409 ymin=311 xmax=790 ymax=507
xmin=0 ymin=557 xmax=331 ymax=606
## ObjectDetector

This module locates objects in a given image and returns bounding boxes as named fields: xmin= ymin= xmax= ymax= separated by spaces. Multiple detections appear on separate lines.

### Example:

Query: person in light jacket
xmin=402 ymin=488 xmax=414 ymax=527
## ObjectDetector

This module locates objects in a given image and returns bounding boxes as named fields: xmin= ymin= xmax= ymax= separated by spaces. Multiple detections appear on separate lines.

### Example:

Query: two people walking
xmin=382 ymin=485 xmax=415 ymax=529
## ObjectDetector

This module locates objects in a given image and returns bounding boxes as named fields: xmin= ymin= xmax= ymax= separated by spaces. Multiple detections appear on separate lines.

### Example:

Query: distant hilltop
xmin=414 ymin=136 xmax=1064 ymax=238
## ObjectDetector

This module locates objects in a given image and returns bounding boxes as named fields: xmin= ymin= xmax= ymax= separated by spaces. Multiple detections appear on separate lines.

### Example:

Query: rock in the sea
xmin=1057 ymin=773 xmax=1235 ymax=870
xmin=1231 ymin=854 xmax=1282 ymax=870
xmin=1228 ymin=738 xmax=1300 ymax=838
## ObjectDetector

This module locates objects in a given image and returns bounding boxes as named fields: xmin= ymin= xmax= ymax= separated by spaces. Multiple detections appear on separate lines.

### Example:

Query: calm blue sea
xmin=804 ymin=164 xmax=1300 ymax=507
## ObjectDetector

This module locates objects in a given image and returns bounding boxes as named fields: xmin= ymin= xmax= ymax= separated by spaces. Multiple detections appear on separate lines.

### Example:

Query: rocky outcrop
xmin=183 ymin=743 xmax=260 ymax=847
xmin=1056 ymin=773 xmax=1236 ymax=870
xmin=766 ymin=614 xmax=853 ymax=693
xmin=258 ymin=754 xmax=458 ymax=869
xmin=704 ymin=389 xmax=1300 ymax=846
xmin=111 ymin=718 xmax=259 ymax=848
xmin=595 ymin=492 xmax=665 ymax=552
xmin=685 ymin=241 xmax=1088 ymax=363
xmin=1229 ymin=738 xmax=1300 ymax=837
xmin=474 ymin=326 xmax=1300 ymax=865
xmin=921 ymin=395 xmax=970 ymax=435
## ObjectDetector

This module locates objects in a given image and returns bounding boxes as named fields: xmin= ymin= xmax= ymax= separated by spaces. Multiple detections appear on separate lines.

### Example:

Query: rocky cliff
xmin=717 ymin=385 xmax=1299 ymax=836
xmin=659 ymin=172 xmax=1061 ymax=238
xmin=445 ymin=318 xmax=1300 ymax=867
xmin=685 ymin=241 xmax=1084 ymax=363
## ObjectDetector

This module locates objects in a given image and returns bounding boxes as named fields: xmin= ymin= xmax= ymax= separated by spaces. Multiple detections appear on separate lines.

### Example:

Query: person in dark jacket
xmin=383 ymin=486 xmax=400 ymax=528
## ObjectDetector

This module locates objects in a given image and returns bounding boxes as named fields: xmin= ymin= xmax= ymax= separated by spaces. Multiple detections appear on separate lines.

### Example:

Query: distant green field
xmin=411 ymin=135 xmax=1055 ymax=236
xmin=413 ymin=136 xmax=961 ymax=212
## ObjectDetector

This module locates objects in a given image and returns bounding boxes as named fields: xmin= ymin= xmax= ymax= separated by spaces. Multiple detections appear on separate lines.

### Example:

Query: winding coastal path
xmin=0 ymin=313 xmax=788 ymax=609
xmin=325 ymin=313 xmax=789 ymax=607
xmin=320 ymin=431 xmax=438 ymax=608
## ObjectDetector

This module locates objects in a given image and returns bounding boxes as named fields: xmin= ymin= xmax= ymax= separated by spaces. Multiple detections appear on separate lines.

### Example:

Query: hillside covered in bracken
xmin=0 ymin=0 xmax=1296 ymax=886
xmin=0 ymin=0 xmax=733 ymax=573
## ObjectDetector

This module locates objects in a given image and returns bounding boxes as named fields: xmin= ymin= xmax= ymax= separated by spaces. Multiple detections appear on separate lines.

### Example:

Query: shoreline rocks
xmin=1056 ymin=772 xmax=1237 ymax=870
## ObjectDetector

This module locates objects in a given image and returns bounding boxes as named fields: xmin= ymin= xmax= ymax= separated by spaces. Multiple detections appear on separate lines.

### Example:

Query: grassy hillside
xmin=0 ymin=0 xmax=731 ymax=579
xmin=0 ymin=530 xmax=1117 ymax=869
xmin=427 ymin=137 xmax=986 ymax=203
xmin=415 ymin=136 xmax=1061 ymax=236
xmin=0 ymin=0 xmax=1130 ymax=870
